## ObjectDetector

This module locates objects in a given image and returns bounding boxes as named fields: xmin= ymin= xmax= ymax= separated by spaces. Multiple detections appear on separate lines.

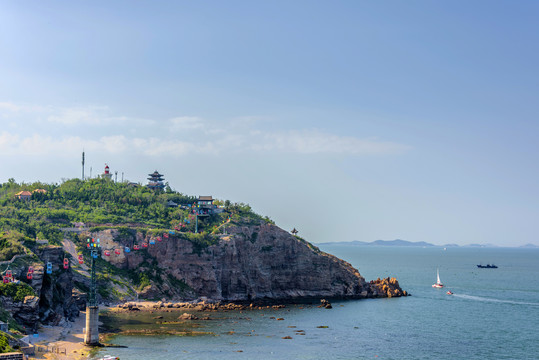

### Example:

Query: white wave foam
xmin=452 ymin=294 xmax=539 ymax=306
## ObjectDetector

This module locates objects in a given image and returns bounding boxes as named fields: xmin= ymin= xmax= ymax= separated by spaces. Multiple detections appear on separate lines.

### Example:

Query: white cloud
xmin=0 ymin=101 xmax=410 ymax=158
xmin=47 ymin=106 xmax=108 ymax=125
xmin=169 ymin=117 xmax=205 ymax=131
xmin=101 ymin=135 xmax=129 ymax=153
xmin=132 ymin=137 xmax=197 ymax=156
xmin=0 ymin=102 xmax=22 ymax=112
xmin=0 ymin=132 xmax=75 ymax=156
xmin=252 ymin=130 xmax=410 ymax=155
xmin=230 ymin=115 xmax=267 ymax=127
xmin=0 ymin=101 xmax=154 ymax=127
xmin=0 ymin=131 xmax=19 ymax=149
xmin=0 ymin=129 xmax=409 ymax=158
xmin=0 ymin=132 xmax=131 ymax=157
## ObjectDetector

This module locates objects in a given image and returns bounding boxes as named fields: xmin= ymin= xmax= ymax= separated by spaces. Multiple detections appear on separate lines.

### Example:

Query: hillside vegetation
xmin=0 ymin=177 xmax=271 ymax=261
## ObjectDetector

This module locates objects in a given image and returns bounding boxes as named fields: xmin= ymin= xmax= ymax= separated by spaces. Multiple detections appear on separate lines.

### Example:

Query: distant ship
xmin=477 ymin=264 xmax=498 ymax=269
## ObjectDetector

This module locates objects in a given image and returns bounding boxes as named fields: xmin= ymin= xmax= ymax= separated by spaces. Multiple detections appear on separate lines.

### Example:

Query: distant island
xmin=317 ymin=239 xmax=539 ymax=248
xmin=318 ymin=239 xmax=435 ymax=247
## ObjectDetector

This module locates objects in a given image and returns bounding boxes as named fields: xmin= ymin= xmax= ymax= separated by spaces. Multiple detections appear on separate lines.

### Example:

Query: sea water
xmin=94 ymin=246 xmax=539 ymax=360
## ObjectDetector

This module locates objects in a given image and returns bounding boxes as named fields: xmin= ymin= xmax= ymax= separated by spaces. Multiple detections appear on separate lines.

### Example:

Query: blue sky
xmin=1 ymin=1 xmax=538 ymax=246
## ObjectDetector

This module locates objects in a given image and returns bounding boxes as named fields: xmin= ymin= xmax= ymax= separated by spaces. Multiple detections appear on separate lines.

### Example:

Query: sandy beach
xmin=27 ymin=310 xmax=92 ymax=360
xmin=19 ymin=300 xmax=203 ymax=360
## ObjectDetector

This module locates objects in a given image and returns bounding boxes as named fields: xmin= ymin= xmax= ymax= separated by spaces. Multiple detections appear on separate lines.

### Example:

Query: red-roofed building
xmin=15 ymin=191 xmax=32 ymax=201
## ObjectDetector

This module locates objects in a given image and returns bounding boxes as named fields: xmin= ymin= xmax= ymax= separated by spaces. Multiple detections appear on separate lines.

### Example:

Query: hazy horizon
xmin=316 ymin=238 xmax=538 ymax=248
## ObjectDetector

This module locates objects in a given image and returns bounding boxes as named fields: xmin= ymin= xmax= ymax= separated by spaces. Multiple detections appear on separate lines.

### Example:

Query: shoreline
xmin=27 ymin=310 xmax=92 ymax=360
xmin=24 ymin=298 xmax=332 ymax=359
xmin=101 ymin=300 xmax=291 ymax=334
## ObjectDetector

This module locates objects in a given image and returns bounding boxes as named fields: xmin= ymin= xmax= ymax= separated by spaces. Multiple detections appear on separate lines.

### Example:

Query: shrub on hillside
xmin=0 ymin=282 xmax=36 ymax=302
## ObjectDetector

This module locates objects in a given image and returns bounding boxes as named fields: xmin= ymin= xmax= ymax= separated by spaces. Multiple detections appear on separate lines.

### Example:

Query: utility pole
xmin=84 ymin=238 xmax=101 ymax=345
xmin=115 ymin=171 xmax=118 ymax=182
xmin=90 ymin=167 xmax=92 ymax=179
xmin=121 ymin=172 xmax=124 ymax=182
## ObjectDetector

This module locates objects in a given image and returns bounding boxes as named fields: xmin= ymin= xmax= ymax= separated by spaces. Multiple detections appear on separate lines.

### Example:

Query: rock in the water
xmin=178 ymin=313 xmax=199 ymax=320
xmin=369 ymin=277 xmax=408 ymax=298
xmin=319 ymin=299 xmax=332 ymax=309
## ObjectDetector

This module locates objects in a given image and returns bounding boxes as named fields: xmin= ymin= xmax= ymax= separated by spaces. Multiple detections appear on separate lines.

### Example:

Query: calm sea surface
xmin=95 ymin=246 xmax=539 ymax=360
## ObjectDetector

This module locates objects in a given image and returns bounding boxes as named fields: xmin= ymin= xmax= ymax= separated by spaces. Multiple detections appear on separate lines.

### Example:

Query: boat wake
xmin=452 ymin=294 xmax=539 ymax=306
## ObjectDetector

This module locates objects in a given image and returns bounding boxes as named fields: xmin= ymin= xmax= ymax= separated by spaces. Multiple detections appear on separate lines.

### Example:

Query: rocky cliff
xmin=0 ymin=246 xmax=81 ymax=332
xmin=90 ymin=222 xmax=407 ymax=302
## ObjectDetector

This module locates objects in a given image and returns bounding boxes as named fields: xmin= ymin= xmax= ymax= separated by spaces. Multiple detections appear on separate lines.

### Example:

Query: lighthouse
xmin=102 ymin=164 xmax=113 ymax=180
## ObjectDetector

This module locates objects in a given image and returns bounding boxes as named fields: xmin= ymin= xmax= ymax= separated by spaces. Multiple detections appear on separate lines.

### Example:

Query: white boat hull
xmin=432 ymin=269 xmax=444 ymax=288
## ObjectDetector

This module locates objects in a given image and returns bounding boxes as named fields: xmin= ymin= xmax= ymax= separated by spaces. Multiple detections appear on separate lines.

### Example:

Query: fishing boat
xmin=432 ymin=268 xmax=444 ymax=288
xmin=477 ymin=263 xmax=498 ymax=269
xmin=99 ymin=356 xmax=119 ymax=360
xmin=446 ymin=291 xmax=453 ymax=295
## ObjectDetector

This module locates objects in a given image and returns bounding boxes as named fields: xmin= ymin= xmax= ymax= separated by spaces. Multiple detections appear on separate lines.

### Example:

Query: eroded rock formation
xmin=0 ymin=246 xmax=81 ymax=331
xmin=92 ymin=222 xmax=407 ymax=301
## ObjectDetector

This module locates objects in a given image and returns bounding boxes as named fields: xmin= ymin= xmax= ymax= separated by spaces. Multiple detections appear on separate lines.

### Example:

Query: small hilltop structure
xmin=196 ymin=196 xmax=215 ymax=216
xmin=14 ymin=191 xmax=32 ymax=201
xmin=147 ymin=170 xmax=165 ymax=190
xmin=191 ymin=195 xmax=224 ymax=233
xmin=101 ymin=164 xmax=113 ymax=180
xmin=14 ymin=189 xmax=47 ymax=201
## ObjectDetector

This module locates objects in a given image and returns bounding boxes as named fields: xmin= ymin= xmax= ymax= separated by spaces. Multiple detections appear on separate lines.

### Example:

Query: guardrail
xmin=0 ymin=352 xmax=24 ymax=360
xmin=35 ymin=344 xmax=66 ymax=354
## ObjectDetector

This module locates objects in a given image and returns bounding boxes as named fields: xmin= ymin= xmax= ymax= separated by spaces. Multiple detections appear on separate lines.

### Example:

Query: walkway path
xmin=61 ymin=238 xmax=89 ymax=274
xmin=0 ymin=251 xmax=30 ymax=266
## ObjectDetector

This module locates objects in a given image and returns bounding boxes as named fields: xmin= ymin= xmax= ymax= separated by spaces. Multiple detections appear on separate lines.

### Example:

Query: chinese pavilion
xmin=147 ymin=170 xmax=165 ymax=190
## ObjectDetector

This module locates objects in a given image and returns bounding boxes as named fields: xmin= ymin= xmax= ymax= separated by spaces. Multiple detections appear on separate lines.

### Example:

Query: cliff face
xmin=94 ymin=223 xmax=407 ymax=301
xmin=35 ymin=247 xmax=80 ymax=324
xmin=0 ymin=246 xmax=80 ymax=332
xmin=2 ymin=222 xmax=407 ymax=332
xmin=0 ymin=295 xmax=39 ymax=331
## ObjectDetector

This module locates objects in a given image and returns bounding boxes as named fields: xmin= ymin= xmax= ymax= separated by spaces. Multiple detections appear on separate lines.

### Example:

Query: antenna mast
xmin=82 ymin=151 xmax=85 ymax=180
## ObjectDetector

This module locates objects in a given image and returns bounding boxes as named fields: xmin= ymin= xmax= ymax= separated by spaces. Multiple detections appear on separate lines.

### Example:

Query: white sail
xmin=432 ymin=268 xmax=444 ymax=288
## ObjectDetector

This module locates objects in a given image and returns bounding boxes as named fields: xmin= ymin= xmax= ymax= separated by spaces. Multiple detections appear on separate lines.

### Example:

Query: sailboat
xmin=432 ymin=268 xmax=444 ymax=288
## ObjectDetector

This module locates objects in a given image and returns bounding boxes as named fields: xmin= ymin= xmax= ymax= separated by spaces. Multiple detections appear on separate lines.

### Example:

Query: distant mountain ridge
xmin=317 ymin=239 xmax=539 ymax=248
xmin=318 ymin=239 xmax=435 ymax=247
